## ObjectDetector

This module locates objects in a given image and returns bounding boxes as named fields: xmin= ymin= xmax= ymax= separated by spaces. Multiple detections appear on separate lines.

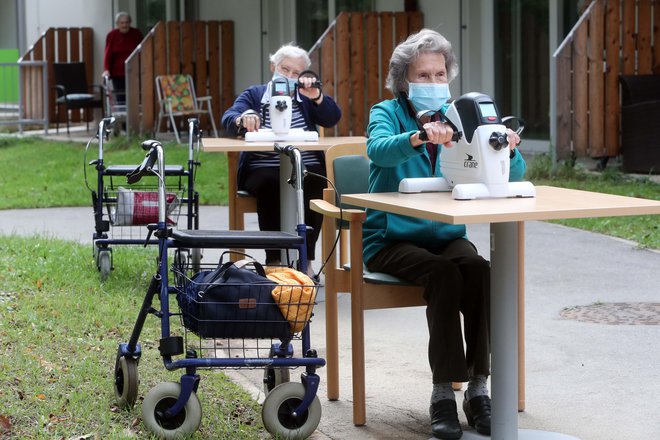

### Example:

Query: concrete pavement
xmin=0 ymin=205 xmax=658 ymax=440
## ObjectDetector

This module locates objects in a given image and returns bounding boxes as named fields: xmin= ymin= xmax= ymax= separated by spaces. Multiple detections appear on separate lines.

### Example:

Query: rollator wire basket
xmin=172 ymin=260 xmax=318 ymax=342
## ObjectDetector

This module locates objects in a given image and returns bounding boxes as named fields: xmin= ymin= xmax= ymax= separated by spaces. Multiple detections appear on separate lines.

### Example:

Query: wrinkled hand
xmin=240 ymin=113 xmax=260 ymax=132
xmin=422 ymin=121 xmax=454 ymax=147
xmin=506 ymin=128 xmax=521 ymax=151
xmin=296 ymin=75 xmax=323 ymax=103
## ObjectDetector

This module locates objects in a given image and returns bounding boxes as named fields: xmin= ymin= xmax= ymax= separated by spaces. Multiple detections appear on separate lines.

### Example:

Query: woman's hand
xmin=411 ymin=121 xmax=454 ymax=147
xmin=506 ymin=128 xmax=521 ymax=151
xmin=297 ymin=75 xmax=323 ymax=104
xmin=237 ymin=112 xmax=260 ymax=132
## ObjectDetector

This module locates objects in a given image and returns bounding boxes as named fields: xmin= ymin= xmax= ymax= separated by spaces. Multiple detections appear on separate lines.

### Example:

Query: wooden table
xmin=342 ymin=186 xmax=660 ymax=440
xmin=202 ymin=136 xmax=366 ymax=234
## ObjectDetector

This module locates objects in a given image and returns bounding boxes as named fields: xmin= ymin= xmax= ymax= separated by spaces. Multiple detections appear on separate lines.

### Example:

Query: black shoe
xmin=463 ymin=394 xmax=491 ymax=435
xmin=430 ymin=399 xmax=462 ymax=439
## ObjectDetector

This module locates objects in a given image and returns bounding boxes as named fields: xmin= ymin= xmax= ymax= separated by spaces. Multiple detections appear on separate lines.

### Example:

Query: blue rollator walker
xmin=86 ymin=117 xmax=201 ymax=281
xmin=113 ymin=140 xmax=326 ymax=439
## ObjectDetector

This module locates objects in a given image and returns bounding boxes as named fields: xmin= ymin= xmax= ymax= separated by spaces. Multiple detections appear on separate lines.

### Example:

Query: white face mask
xmin=407 ymin=82 xmax=451 ymax=112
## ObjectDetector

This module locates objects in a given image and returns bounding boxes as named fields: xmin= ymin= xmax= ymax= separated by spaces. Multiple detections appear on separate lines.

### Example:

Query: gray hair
xmin=269 ymin=44 xmax=311 ymax=69
xmin=385 ymin=28 xmax=459 ymax=98
xmin=115 ymin=11 xmax=131 ymax=23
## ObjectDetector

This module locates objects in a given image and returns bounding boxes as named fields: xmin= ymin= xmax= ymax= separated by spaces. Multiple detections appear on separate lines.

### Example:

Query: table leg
xmin=490 ymin=221 xmax=520 ymax=440
xmin=476 ymin=222 xmax=580 ymax=440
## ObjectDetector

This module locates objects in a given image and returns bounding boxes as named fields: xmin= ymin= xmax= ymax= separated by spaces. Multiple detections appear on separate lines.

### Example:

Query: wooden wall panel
xmin=350 ymin=13 xmax=365 ymax=136
xmin=336 ymin=13 xmax=350 ymax=136
xmin=588 ymin=1 xmax=604 ymax=157
xmin=572 ymin=22 xmax=588 ymax=157
xmin=604 ymin=0 xmax=620 ymax=157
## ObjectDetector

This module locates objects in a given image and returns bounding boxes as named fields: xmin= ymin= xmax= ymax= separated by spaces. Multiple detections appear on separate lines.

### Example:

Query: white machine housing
xmin=398 ymin=92 xmax=535 ymax=200
xmin=245 ymin=77 xmax=319 ymax=142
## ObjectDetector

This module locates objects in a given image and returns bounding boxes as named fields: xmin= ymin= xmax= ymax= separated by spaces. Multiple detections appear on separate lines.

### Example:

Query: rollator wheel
xmin=263 ymin=348 xmax=290 ymax=395
xmin=262 ymin=382 xmax=321 ymax=440
xmin=142 ymin=382 xmax=202 ymax=440
xmin=98 ymin=249 xmax=112 ymax=281
xmin=114 ymin=355 xmax=138 ymax=409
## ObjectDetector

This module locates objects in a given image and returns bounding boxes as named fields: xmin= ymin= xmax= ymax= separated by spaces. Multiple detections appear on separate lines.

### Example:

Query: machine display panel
xmin=478 ymin=102 xmax=498 ymax=118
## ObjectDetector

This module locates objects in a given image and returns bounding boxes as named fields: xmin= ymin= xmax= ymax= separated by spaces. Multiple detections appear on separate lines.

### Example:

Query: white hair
xmin=269 ymin=44 xmax=311 ymax=69
xmin=115 ymin=11 xmax=131 ymax=23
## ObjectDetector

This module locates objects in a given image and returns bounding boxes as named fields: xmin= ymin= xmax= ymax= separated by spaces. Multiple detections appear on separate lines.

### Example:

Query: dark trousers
xmin=243 ymin=164 xmax=325 ymax=263
xmin=111 ymin=77 xmax=126 ymax=105
xmin=367 ymin=238 xmax=490 ymax=383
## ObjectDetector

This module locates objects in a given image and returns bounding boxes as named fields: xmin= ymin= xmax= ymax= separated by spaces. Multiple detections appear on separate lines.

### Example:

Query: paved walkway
xmin=1 ymin=205 xmax=658 ymax=440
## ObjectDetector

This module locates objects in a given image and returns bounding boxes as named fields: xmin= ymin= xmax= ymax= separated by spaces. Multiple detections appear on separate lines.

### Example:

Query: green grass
xmin=0 ymin=136 xmax=228 ymax=209
xmin=526 ymin=153 xmax=659 ymax=250
xmin=0 ymin=235 xmax=266 ymax=439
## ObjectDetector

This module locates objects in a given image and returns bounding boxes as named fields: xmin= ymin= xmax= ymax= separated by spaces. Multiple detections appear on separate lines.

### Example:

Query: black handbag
xmin=177 ymin=260 xmax=290 ymax=339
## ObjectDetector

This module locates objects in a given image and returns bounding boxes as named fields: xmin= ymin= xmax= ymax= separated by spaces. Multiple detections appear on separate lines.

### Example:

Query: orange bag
xmin=266 ymin=267 xmax=317 ymax=333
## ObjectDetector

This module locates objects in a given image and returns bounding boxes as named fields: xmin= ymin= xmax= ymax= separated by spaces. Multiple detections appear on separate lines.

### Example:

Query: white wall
xmin=23 ymin=0 xmax=112 ymax=80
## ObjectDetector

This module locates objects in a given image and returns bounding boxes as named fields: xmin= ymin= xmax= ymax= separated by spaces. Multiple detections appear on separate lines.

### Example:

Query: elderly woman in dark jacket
xmin=221 ymin=44 xmax=341 ymax=271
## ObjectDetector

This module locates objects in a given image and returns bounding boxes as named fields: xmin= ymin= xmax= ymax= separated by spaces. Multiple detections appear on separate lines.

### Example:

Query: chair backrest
xmin=156 ymin=74 xmax=197 ymax=112
xmin=326 ymin=143 xmax=369 ymax=202
xmin=53 ymin=62 xmax=90 ymax=94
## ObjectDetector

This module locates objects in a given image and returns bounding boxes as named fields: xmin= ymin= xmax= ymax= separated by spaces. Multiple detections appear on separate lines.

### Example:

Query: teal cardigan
xmin=363 ymin=96 xmax=527 ymax=264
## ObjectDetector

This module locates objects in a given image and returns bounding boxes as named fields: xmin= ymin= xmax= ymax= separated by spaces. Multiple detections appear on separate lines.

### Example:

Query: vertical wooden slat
xmin=208 ymin=21 xmax=221 ymax=122
xmin=380 ymin=12 xmax=394 ymax=100
xmin=350 ymin=13 xmax=365 ymax=136
xmin=168 ymin=21 xmax=180 ymax=73
xmin=394 ymin=12 xmax=408 ymax=46
xmin=126 ymin=53 xmax=140 ymax=133
xmin=220 ymin=21 xmax=235 ymax=115
xmin=588 ymin=1 xmax=604 ymax=158
xmin=321 ymin=27 xmax=336 ymax=137
xmin=622 ymin=0 xmax=636 ymax=75
xmin=154 ymin=23 xmax=167 ymax=78
xmin=573 ymin=20 xmax=588 ymax=157
xmin=195 ymin=21 xmax=207 ymax=94
xmin=556 ymin=46 xmax=572 ymax=160
xmin=56 ymin=28 xmax=67 ymax=62
xmin=604 ymin=0 xmax=620 ymax=157
xmin=181 ymin=21 xmax=194 ymax=76
xmin=194 ymin=21 xmax=210 ymax=131
xmin=654 ymin=1 xmax=660 ymax=73
xmin=70 ymin=30 xmax=80 ymax=62
xmin=637 ymin=0 xmax=653 ymax=74
xmin=336 ymin=13 xmax=350 ymax=136
xmin=408 ymin=11 xmax=423 ymax=33
xmin=82 ymin=27 xmax=94 ymax=122
xmin=365 ymin=13 xmax=380 ymax=114
xmin=45 ymin=30 xmax=57 ymax=122
xmin=141 ymin=36 xmax=155 ymax=133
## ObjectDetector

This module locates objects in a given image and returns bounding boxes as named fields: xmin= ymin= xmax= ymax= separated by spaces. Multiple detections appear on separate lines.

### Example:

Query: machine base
xmin=245 ymin=128 xmax=319 ymax=142
xmin=452 ymin=181 xmax=536 ymax=200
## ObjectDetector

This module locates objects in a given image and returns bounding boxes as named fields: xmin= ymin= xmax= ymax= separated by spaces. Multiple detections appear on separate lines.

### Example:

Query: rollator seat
xmin=104 ymin=165 xmax=186 ymax=176
xmin=171 ymin=229 xmax=304 ymax=249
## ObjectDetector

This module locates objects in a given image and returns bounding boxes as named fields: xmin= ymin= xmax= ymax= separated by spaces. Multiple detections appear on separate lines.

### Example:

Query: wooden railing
xmin=309 ymin=11 xmax=423 ymax=137
xmin=125 ymin=20 xmax=234 ymax=135
xmin=554 ymin=0 xmax=660 ymax=160
xmin=18 ymin=27 xmax=95 ymax=124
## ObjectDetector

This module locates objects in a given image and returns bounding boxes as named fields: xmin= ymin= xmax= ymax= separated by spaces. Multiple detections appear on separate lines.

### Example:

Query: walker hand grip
xmin=127 ymin=144 xmax=159 ymax=184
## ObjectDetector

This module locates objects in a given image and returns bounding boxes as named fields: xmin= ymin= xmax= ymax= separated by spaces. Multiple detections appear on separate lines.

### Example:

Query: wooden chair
xmin=310 ymin=143 xmax=527 ymax=426
xmin=52 ymin=62 xmax=104 ymax=134
xmin=155 ymin=74 xmax=218 ymax=143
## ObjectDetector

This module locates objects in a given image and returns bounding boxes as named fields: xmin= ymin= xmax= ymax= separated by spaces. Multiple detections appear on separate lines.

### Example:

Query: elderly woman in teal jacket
xmin=364 ymin=29 xmax=525 ymax=440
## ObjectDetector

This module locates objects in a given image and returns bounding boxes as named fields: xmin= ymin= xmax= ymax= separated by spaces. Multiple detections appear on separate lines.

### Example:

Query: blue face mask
xmin=407 ymin=82 xmax=451 ymax=112
xmin=272 ymin=71 xmax=298 ymax=95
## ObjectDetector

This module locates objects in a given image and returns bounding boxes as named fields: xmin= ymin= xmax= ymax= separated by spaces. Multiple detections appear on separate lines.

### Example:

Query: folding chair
xmin=53 ymin=62 xmax=104 ymax=134
xmin=155 ymin=74 xmax=219 ymax=143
